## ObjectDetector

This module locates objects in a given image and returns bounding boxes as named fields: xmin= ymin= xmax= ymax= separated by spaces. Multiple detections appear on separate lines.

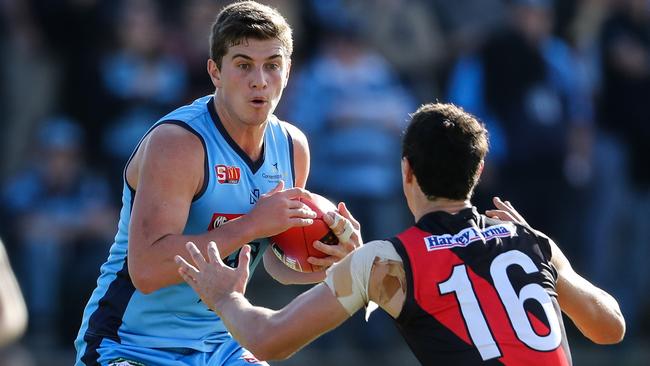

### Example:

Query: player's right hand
xmin=243 ymin=180 xmax=317 ymax=238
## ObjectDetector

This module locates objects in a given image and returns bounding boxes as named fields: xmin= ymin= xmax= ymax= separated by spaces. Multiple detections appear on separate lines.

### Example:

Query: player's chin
xmin=243 ymin=108 xmax=272 ymax=125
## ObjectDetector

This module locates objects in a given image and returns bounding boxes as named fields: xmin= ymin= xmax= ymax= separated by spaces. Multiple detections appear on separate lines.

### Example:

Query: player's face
xmin=209 ymin=38 xmax=291 ymax=127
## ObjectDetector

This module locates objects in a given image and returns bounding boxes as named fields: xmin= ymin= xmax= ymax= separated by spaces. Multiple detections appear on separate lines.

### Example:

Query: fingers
xmin=237 ymin=245 xmax=251 ymax=276
xmin=262 ymin=180 xmax=285 ymax=197
xmin=186 ymin=242 xmax=207 ymax=271
xmin=289 ymin=204 xmax=317 ymax=219
xmin=493 ymin=196 xmax=516 ymax=212
xmin=313 ymin=240 xmax=347 ymax=258
xmin=338 ymin=221 xmax=354 ymax=242
xmin=323 ymin=212 xmax=342 ymax=232
xmin=485 ymin=209 xmax=516 ymax=222
xmin=324 ymin=212 xmax=354 ymax=243
xmin=288 ymin=217 xmax=314 ymax=227
xmin=175 ymin=255 xmax=199 ymax=283
xmin=206 ymin=241 xmax=225 ymax=265
xmin=307 ymin=255 xmax=337 ymax=268
xmin=338 ymin=202 xmax=360 ymax=229
xmin=282 ymin=187 xmax=313 ymax=200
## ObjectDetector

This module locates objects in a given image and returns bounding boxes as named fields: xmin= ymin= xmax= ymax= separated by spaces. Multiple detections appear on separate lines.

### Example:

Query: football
xmin=270 ymin=194 xmax=339 ymax=272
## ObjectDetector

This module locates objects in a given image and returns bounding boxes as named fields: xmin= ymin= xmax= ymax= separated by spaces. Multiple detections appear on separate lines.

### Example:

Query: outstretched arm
xmin=176 ymin=242 xmax=350 ymax=361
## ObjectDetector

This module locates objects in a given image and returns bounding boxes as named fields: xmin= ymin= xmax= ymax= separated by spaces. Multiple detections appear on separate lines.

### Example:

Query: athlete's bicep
xmin=282 ymin=122 xmax=309 ymax=188
xmin=128 ymin=124 xmax=204 ymax=266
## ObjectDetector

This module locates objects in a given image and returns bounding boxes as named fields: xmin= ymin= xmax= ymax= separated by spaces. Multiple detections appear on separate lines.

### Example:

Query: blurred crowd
xmin=0 ymin=0 xmax=649 ymax=364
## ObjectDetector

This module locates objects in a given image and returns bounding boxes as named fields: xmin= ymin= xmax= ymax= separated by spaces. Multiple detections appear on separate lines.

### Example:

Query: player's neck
xmin=413 ymin=197 xmax=472 ymax=222
xmin=214 ymin=97 xmax=266 ymax=162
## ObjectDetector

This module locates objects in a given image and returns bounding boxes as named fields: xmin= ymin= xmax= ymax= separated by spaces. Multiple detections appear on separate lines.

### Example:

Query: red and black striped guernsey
xmin=389 ymin=207 xmax=571 ymax=366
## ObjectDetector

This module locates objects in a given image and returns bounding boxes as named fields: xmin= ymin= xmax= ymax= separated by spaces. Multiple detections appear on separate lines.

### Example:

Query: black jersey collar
xmin=207 ymin=97 xmax=266 ymax=174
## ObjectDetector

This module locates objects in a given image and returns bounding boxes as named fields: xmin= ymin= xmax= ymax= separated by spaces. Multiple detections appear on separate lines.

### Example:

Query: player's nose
xmin=249 ymin=67 xmax=267 ymax=89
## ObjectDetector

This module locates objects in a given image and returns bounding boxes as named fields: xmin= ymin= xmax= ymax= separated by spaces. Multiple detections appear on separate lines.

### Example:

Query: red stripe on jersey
xmin=397 ymin=227 xmax=569 ymax=366
xmin=528 ymin=310 xmax=550 ymax=336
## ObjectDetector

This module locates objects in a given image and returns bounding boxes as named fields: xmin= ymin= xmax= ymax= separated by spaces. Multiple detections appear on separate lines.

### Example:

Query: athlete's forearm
xmin=129 ymin=217 xmax=257 ymax=293
xmin=214 ymin=284 xmax=350 ymax=361
xmin=214 ymin=293 xmax=294 ymax=361
xmin=558 ymin=273 xmax=625 ymax=344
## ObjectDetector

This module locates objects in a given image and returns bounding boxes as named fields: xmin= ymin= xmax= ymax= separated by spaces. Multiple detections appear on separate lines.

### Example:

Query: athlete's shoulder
xmin=158 ymin=95 xmax=212 ymax=124
xmin=275 ymin=118 xmax=308 ymax=147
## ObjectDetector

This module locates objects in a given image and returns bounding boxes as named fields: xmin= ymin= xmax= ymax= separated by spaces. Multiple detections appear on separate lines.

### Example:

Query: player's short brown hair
xmin=210 ymin=1 xmax=293 ymax=69
xmin=402 ymin=103 xmax=489 ymax=200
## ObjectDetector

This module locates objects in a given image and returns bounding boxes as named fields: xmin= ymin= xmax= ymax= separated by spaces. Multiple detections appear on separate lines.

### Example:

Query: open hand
xmin=175 ymin=241 xmax=250 ymax=312
xmin=485 ymin=197 xmax=530 ymax=227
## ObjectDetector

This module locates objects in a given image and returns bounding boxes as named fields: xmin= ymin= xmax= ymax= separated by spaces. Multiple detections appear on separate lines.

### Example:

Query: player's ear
xmin=477 ymin=159 xmax=484 ymax=178
xmin=207 ymin=59 xmax=222 ymax=88
xmin=401 ymin=157 xmax=414 ymax=184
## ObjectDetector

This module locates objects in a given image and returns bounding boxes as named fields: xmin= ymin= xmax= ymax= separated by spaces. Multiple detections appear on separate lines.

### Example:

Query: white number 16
xmin=438 ymin=250 xmax=561 ymax=361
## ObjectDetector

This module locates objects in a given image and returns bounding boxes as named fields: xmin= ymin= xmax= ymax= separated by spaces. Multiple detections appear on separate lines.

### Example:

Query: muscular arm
xmin=216 ymin=284 xmax=349 ymax=360
xmin=550 ymin=240 xmax=625 ymax=344
xmin=128 ymin=124 xmax=313 ymax=294
xmin=177 ymin=240 xmax=401 ymax=360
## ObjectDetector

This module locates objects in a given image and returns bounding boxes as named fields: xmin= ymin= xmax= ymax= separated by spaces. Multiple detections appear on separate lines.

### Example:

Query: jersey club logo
xmin=215 ymin=164 xmax=241 ymax=184
xmin=207 ymin=213 xmax=243 ymax=230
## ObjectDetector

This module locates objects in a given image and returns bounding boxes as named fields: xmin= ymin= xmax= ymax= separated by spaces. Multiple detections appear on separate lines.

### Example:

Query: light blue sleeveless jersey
xmin=75 ymin=96 xmax=296 ymax=363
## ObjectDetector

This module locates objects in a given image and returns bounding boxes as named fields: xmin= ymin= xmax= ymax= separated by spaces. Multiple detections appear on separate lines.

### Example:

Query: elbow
xmin=592 ymin=317 xmax=626 ymax=345
xmin=131 ymin=272 xmax=159 ymax=294
xmin=128 ymin=260 xmax=160 ymax=295
xmin=0 ymin=305 xmax=28 ymax=347
xmin=247 ymin=341 xmax=294 ymax=362
xmin=241 ymin=322 xmax=296 ymax=361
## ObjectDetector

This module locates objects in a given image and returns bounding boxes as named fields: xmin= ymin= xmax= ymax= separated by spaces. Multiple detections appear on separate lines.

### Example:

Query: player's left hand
xmin=485 ymin=197 xmax=530 ymax=227
xmin=307 ymin=202 xmax=362 ymax=271
xmin=175 ymin=241 xmax=250 ymax=311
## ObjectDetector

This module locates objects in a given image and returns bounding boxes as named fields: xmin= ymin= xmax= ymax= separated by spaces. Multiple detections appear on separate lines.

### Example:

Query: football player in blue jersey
xmin=74 ymin=2 xmax=358 ymax=366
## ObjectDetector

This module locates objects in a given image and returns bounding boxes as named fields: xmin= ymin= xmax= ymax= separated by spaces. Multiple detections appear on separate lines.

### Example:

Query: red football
xmin=270 ymin=194 xmax=339 ymax=272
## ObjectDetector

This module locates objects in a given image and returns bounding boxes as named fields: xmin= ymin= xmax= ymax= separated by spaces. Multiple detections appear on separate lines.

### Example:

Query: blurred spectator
xmin=169 ymin=0 xmax=220 ymax=101
xmin=447 ymin=0 xmax=594 ymax=256
xmin=317 ymin=0 xmax=446 ymax=101
xmin=98 ymin=0 xmax=188 ymax=184
xmin=0 ymin=0 xmax=59 ymax=180
xmin=589 ymin=0 xmax=650 ymax=336
xmin=431 ymin=0 xmax=507 ymax=56
xmin=1 ymin=117 xmax=117 ymax=346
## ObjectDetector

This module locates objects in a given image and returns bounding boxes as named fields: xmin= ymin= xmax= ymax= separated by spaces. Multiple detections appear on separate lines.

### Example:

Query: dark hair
xmin=402 ymin=103 xmax=489 ymax=200
xmin=210 ymin=1 xmax=293 ymax=69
